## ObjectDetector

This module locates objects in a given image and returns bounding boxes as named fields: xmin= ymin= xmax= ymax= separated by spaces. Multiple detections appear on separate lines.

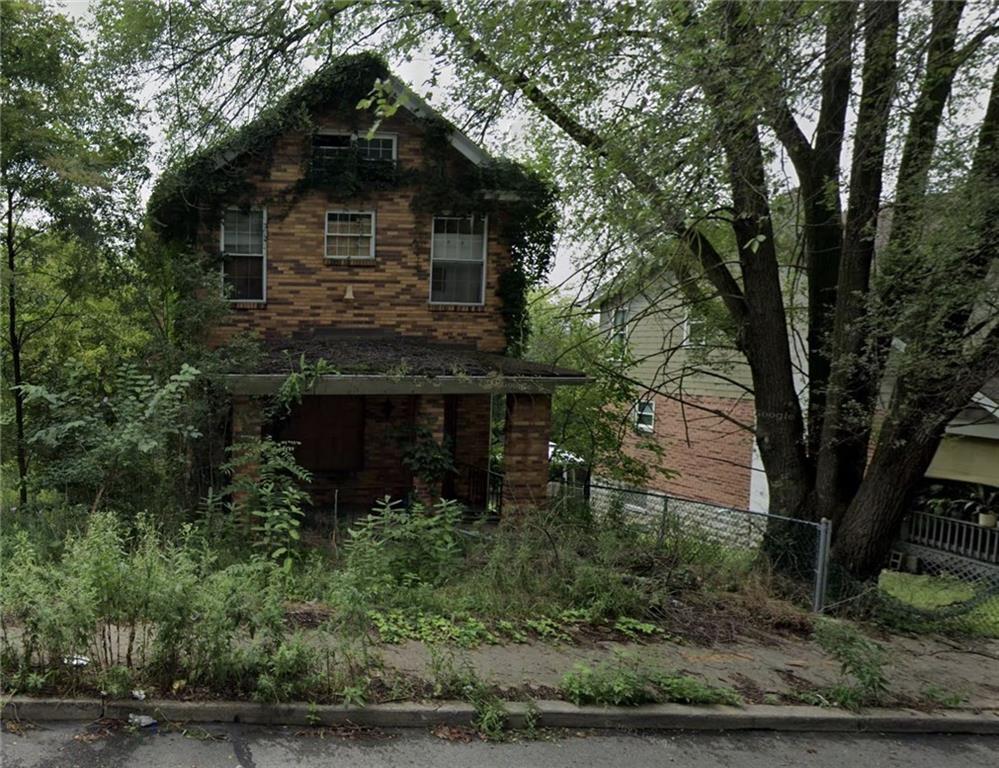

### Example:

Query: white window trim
xmin=428 ymin=214 xmax=488 ymax=307
xmin=610 ymin=306 xmax=629 ymax=344
xmin=220 ymin=207 xmax=267 ymax=303
xmin=324 ymin=210 xmax=377 ymax=260
xmin=313 ymin=130 xmax=398 ymax=160
xmin=635 ymin=399 xmax=655 ymax=433
xmin=684 ymin=312 xmax=708 ymax=347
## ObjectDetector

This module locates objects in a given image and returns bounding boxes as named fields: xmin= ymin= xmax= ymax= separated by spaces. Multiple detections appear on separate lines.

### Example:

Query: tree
xmin=525 ymin=290 xmax=666 ymax=486
xmin=1 ymin=0 xmax=147 ymax=504
xmin=93 ymin=0 xmax=999 ymax=579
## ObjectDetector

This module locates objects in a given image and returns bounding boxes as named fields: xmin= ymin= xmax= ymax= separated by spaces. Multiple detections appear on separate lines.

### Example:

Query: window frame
xmin=324 ymin=209 xmax=377 ymax=260
xmin=610 ymin=305 xmax=630 ymax=344
xmin=684 ymin=312 xmax=710 ymax=347
xmin=635 ymin=399 xmax=655 ymax=433
xmin=219 ymin=206 xmax=267 ymax=303
xmin=428 ymin=214 xmax=488 ymax=307
xmin=313 ymin=130 xmax=398 ymax=161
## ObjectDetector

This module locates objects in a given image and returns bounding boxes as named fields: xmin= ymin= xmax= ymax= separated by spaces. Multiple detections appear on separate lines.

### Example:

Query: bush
xmin=561 ymin=654 xmax=740 ymax=706
xmin=345 ymin=497 xmax=464 ymax=594
xmin=812 ymin=618 xmax=888 ymax=709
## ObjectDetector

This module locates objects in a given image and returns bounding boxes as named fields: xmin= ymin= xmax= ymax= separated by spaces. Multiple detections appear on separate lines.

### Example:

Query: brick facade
xmin=618 ymin=393 xmax=756 ymax=509
xmin=190 ymin=93 xmax=555 ymax=515
xmin=503 ymin=393 xmax=552 ymax=511
xmin=201 ymin=106 xmax=510 ymax=353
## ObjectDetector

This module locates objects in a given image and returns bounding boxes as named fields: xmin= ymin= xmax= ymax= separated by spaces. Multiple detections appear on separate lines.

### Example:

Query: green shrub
xmin=345 ymin=497 xmax=464 ymax=594
xmin=561 ymin=654 xmax=740 ymax=707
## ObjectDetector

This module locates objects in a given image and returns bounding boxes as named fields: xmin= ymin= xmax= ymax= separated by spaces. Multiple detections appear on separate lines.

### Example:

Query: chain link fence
xmin=550 ymin=480 xmax=831 ymax=612
xmin=875 ymin=514 xmax=999 ymax=636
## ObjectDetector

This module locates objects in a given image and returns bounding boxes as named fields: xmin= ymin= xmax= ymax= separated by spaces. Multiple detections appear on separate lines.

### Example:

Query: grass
xmin=878 ymin=570 xmax=999 ymax=637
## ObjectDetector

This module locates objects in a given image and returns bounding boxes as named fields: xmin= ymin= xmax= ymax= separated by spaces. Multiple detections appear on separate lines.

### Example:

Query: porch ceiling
xmin=225 ymin=332 xmax=589 ymax=395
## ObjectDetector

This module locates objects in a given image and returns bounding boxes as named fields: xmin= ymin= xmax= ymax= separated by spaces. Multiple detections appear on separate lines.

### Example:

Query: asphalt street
xmin=2 ymin=723 xmax=998 ymax=768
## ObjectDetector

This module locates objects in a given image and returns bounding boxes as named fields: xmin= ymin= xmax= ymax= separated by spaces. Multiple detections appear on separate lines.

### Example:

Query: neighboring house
xmin=594 ymin=273 xmax=763 ymax=510
xmin=595 ymin=277 xmax=999 ymax=513
xmin=149 ymin=54 xmax=586 ymax=514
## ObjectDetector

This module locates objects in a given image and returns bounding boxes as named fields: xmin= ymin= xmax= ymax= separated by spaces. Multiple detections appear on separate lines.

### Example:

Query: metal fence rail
xmin=551 ymin=480 xmax=832 ymax=612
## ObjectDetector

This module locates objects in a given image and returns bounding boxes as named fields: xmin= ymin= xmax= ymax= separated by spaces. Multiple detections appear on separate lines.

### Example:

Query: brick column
xmin=231 ymin=395 xmax=265 ymax=510
xmin=502 ymin=393 xmax=551 ymax=514
xmin=412 ymin=394 xmax=446 ymax=505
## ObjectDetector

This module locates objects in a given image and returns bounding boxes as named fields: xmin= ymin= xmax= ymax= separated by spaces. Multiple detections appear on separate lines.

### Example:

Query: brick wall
xmin=618 ymin=393 xmax=756 ymax=509
xmin=201 ymin=106 xmax=510 ymax=352
xmin=503 ymin=393 xmax=551 ymax=511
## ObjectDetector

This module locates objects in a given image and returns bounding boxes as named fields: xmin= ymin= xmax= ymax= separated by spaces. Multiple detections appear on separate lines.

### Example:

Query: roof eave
xmin=223 ymin=373 xmax=590 ymax=396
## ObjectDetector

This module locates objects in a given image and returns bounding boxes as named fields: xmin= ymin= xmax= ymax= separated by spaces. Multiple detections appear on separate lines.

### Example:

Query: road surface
xmin=2 ymin=722 xmax=997 ymax=767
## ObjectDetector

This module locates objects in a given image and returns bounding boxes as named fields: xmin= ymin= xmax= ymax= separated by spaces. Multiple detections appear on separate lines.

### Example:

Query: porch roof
xmin=224 ymin=333 xmax=589 ymax=395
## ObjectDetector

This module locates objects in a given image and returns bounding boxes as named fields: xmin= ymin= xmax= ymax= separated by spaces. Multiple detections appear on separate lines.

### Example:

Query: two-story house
xmin=148 ymin=54 xmax=587 ymax=514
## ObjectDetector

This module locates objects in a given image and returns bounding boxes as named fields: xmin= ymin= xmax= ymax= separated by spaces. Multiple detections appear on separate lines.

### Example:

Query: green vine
xmin=149 ymin=53 xmax=557 ymax=354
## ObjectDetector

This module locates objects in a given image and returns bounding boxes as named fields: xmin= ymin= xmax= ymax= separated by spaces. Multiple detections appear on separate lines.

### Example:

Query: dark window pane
xmin=431 ymin=261 xmax=483 ymax=304
xmin=223 ymin=255 xmax=263 ymax=300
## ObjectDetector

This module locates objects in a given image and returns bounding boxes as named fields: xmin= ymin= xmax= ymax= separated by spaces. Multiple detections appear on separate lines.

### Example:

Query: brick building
xmin=150 ymin=54 xmax=586 ymax=514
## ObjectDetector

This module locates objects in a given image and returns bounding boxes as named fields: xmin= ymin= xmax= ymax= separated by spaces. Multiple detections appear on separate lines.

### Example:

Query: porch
xmin=224 ymin=332 xmax=587 ymax=518
xmin=899 ymin=511 xmax=999 ymax=566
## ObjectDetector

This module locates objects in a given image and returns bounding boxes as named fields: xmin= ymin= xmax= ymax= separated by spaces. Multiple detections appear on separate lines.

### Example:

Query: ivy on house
xmin=147 ymin=53 xmax=556 ymax=354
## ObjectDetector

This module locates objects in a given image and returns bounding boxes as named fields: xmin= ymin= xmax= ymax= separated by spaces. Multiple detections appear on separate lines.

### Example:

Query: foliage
xmin=2 ymin=0 xmax=149 ymax=504
xmin=345 ymin=497 xmax=464 ymax=593
xmin=19 ymin=364 xmax=201 ymax=512
xmin=398 ymin=428 xmax=457 ymax=490
xmin=812 ymin=619 xmax=889 ymax=709
xmin=561 ymin=653 xmax=739 ymax=707
xmin=223 ymin=439 xmax=311 ymax=571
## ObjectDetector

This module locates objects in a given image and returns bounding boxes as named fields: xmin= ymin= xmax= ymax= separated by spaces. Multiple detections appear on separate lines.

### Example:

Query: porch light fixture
xmin=343 ymin=285 xmax=355 ymax=300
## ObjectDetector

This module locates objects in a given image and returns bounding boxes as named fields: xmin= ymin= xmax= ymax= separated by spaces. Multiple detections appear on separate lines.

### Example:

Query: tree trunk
xmin=4 ymin=189 xmax=28 ymax=506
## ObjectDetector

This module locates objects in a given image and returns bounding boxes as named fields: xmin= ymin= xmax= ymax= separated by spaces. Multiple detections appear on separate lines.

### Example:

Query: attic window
xmin=312 ymin=132 xmax=396 ymax=167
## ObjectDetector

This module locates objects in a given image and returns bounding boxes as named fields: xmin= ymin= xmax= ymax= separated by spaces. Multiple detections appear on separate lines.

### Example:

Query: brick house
xmin=149 ymin=54 xmax=586 ymax=514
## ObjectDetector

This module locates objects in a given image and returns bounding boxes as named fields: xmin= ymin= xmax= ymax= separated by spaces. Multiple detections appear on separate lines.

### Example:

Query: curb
xmin=4 ymin=698 xmax=999 ymax=735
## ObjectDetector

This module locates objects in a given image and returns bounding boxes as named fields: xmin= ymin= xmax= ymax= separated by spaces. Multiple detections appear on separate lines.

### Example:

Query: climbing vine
xmin=148 ymin=52 xmax=557 ymax=354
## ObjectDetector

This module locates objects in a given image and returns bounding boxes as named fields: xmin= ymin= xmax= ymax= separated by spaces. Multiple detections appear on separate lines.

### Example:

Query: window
xmin=221 ymin=208 xmax=265 ymax=301
xmin=610 ymin=306 xmax=629 ymax=344
xmin=685 ymin=312 xmax=710 ymax=346
xmin=635 ymin=399 xmax=655 ymax=433
xmin=311 ymin=132 xmax=396 ymax=170
xmin=430 ymin=215 xmax=487 ymax=304
xmin=325 ymin=211 xmax=375 ymax=259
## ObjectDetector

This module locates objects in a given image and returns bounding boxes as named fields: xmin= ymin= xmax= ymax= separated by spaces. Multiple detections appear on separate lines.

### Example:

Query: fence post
xmin=813 ymin=518 xmax=832 ymax=613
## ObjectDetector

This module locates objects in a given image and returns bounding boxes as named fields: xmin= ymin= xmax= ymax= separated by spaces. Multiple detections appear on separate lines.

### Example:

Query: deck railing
xmin=901 ymin=511 xmax=999 ymax=564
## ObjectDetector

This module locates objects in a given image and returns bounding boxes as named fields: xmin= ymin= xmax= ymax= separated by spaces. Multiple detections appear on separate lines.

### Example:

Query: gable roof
xmin=147 ymin=53 xmax=496 ymax=240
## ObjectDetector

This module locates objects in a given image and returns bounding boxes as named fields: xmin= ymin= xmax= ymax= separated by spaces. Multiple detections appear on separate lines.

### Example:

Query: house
xmin=148 ymin=54 xmax=587 ymax=514
xmin=594 ymin=274 xmax=999 ymax=513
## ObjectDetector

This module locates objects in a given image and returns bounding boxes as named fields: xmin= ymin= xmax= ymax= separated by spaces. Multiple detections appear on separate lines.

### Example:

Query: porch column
xmin=502 ymin=393 xmax=552 ymax=513
xmin=231 ymin=395 xmax=265 ymax=509
xmin=412 ymin=394 xmax=446 ymax=505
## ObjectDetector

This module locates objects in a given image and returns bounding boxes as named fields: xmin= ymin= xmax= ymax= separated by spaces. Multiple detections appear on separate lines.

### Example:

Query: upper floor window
xmin=635 ymin=399 xmax=655 ymax=433
xmin=430 ymin=215 xmax=486 ymax=305
xmin=610 ymin=306 xmax=629 ymax=345
xmin=685 ymin=312 xmax=710 ymax=346
xmin=312 ymin=132 xmax=396 ymax=169
xmin=326 ymin=211 xmax=375 ymax=259
xmin=221 ymin=208 xmax=265 ymax=301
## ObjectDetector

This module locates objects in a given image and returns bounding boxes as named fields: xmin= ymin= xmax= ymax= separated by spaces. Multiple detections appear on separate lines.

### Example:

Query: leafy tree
xmin=20 ymin=364 xmax=201 ymax=512
xmin=526 ymin=290 xmax=666 ymax=486
xmin=1 ymin=0 xmax=148 ymax=504
xmin=92 ymin=0 xmax=999 ymax=579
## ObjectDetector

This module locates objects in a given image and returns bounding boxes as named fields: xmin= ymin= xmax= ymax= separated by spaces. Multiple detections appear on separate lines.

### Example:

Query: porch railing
xmin=901 ymin=511 xmax=999 ymax=564
xmin=456 ymin=462 xmax=503 ymax=516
